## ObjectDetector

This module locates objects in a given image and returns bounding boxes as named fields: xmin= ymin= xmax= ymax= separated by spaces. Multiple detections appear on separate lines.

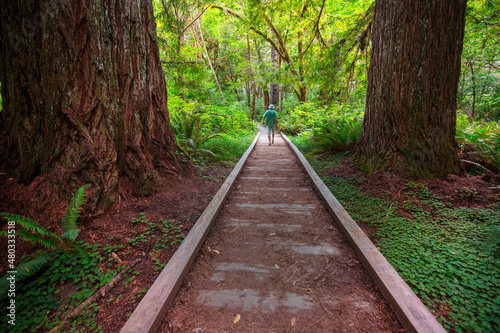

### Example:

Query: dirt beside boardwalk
xmin=160 ymin=131 xmax=403 ymax=332
xmin=0 ymin=162 xmax=233 ymax=333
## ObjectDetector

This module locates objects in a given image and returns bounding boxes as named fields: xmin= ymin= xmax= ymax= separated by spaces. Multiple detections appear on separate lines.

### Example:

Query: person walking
xmin=262 ymin=104 xmax=278 ymax=146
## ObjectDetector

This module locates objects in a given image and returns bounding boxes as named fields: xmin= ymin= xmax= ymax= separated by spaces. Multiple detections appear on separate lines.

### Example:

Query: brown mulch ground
xmin=322 ymin=158 xmax=499 ymax=265
xmin=327 ymin=162 xmax=499 ymax=209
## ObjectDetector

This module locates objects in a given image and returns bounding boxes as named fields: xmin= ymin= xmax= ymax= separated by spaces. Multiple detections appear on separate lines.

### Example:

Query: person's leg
xmin=271 ymin=126 xmax=275 ymax=144
xmin=266 ymin=126 xmax=272 ymax=145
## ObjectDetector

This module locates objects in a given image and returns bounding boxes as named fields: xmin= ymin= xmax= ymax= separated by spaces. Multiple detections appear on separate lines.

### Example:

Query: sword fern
xmin=0 ymin=185 xmax=91 ymax=298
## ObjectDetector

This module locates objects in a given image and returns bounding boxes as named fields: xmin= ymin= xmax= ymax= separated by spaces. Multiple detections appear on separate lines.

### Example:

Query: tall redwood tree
xmin=353 ymin=0 xmax=467 ymax=178
xmin=0 ymin=0 xmax=183 ymax=209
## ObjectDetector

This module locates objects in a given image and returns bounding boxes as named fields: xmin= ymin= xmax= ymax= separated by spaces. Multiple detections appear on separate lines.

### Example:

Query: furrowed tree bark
xmin=0 ymin=0 xmax=184 ymax=210
xmin=353 ymin=0 xmax=466 ymax=178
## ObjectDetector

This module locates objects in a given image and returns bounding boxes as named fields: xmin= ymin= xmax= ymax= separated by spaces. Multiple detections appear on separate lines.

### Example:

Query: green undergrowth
xmin=168 ymin=95 xmax=256 ymax=162
xmin=305 ymin=153 xmax=500 ymax=333
xmin=129 ymin=212 xmax=187 ymax=271
xmin=201 ymin=132 xmax=256 ymax=164
xmin=0 ymin=244 xmax=121 ymax=333
xmin=0 ymin=210 xmax=188 ymax=332
xmin=280 ymin=103 xmax=363 ymax=153
xmin=190 ymin=132 xmax=256 ymax=180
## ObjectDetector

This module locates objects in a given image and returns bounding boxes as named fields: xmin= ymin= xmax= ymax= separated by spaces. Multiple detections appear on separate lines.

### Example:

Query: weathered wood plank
xmin=282 ymin=133 xmax=446 ymax=333
xmin=120 ymin=133 xmax=261 ymax=333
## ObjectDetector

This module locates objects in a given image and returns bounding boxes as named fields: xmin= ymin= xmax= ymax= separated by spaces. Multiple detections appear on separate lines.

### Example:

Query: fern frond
xmin=197 ymin=133 xmax=222 ymax=146
xmin=16 ymin=230 xmax=60 ymax=250
xmin=0 ymin=253 xmax=54 ymax=299
xmin=61 ymin=229 xmax=80 ymax=242
xmin=0 ymin=213 xmax=50 ymax=237
xmin=61 ymin=184 xmax=90 ymax=234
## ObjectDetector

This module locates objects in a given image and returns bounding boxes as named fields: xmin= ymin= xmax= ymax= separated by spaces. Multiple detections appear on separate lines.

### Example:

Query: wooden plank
xmin=282 ymin=134 xmax=446 ymax=333
xmin=120 ymin=133 xmax=261 ymax=333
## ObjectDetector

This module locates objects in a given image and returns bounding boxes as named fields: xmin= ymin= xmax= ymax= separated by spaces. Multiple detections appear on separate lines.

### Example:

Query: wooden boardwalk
xmin=121 ymin=127 xmax=445 ymax=333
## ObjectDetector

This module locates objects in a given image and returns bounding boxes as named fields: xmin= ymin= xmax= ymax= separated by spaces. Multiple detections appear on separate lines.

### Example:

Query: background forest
xmin=0 ymin=0 xmax=499 ymax=332
xmin=157 ymin=0 xmax=499 ymax=174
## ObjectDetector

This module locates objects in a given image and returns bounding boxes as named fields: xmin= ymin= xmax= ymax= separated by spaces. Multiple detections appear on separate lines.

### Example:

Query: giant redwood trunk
xmin=0 ymin=0 xmax=183 ymax=209
xmin=353 ymin=0 xmax=466 ymax=178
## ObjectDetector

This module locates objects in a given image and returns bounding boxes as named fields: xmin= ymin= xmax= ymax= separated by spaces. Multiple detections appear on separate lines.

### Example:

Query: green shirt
xmin=262 ymin=109 xmax=278 ymax=126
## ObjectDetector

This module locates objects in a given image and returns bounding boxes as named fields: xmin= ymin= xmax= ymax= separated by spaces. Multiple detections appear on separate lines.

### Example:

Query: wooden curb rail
xmin=120 ymin=133 xmax=261 ymax=333
xmin=282 ymin=133 xmax=446 ymax=333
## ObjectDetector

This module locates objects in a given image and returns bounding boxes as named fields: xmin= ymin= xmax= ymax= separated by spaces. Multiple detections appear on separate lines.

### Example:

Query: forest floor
xmin=0 ymin=161 xmax=234 ymax=332
xmin=0 ymin=136 xmax=498 ymax=332
xmin=324 ymin=163 xmax=499 ymax=218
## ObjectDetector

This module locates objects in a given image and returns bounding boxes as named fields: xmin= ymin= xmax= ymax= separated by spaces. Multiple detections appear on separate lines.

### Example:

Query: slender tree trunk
xmin=0 ymin=0 xmax=184 ymax=210
xmin=353 ymin=0 xmax=466 ymax=178
xmin=254 ymin=38 xmax=270 ymax=111
xmin=251 ymin=90 xmax=256 ymax=121
xmin=264 ymin=89 xmax=270 ymax=110
xmin=459 ymin=68 xmax=466 ymax=106
xmin=269 ymin=33 xmax=279 ymax=106
xmin=278 ymin=57 xmax=283 ymax=112
xmin=198 ymin=21 xmax=225 ymax=101
xmin=228 ymin=70 xmax=241 ymax=101
xmin=247 ymin=36 xmax=257 ymax=121
xmin=279 ymin=84 xmax=284 ymax=113
xmin=295 ymin=31 xmax=307 ymax=103
xmin=468 ymin=61 xmax=476 ymax=120
xmin=245 ymin=80 xmax=251 ymax=107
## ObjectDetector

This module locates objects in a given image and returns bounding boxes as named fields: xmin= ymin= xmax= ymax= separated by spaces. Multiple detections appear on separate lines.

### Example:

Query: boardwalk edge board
xmin=120 ymin=132 xmax=261 ymax=333
xmin=282 ymin=133 xmax=446 ymax=333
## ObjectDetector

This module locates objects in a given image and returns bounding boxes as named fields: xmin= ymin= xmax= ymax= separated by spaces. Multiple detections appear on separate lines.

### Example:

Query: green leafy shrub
xmin=169 ymin=97 xmax=220 ymax=155
xmin=310 ymin=116 xmax=362 ymax=152
xmin=280 ymin=107 xmax=311 ymax=136
xmin=168 ymin=95 xmax=255 ymax=161
xmin=288 ymin=130 xmax=317 ymax=154
xmin=0 ymin=247 xmax=114 ymax=332
xmin=307 ymin=104 xmax=363 ymax=152
xmin=281 ymin=103 xmax=363 ymax=153
xmin=201 ymin=132 xmax=256 ymax=163
xmin=456 ymin=113 xmax=500 ymax=171
xmin=203 ymin=102 xmax=255 ymax=137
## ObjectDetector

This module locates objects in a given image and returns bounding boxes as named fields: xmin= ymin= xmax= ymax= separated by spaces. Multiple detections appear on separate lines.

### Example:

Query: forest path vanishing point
xmin=159 ymin=126 xmax=402 ymax=332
